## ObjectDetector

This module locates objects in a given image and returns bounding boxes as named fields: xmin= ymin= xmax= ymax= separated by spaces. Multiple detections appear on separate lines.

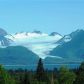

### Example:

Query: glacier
xmin=6 ymin=32 xmax=62 ymax=59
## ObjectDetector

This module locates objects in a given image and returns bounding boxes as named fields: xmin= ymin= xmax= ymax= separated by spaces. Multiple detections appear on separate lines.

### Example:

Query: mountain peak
xmin=50 ymin=32 xmax=62 ymax=36
xmin=32 ymin=30 xmax=42 ymax=34
xmin=0 ymin=28 xmax=11 ymax=46
xmin=0 ymin=28 xmax=7 ymax=36
xmin=70 ymin=29 xmax=84 ymax=38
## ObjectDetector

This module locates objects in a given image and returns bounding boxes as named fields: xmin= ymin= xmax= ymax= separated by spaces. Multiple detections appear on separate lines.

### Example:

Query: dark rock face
xmin=33 ymin=30 xmax=42 ymax=34
xmin=0 ymin=28 xmax=11 ymax=46
xmin=0 ymin=36 xmax=10 ymax=46
xmin=50 ymin=32 xmax=62 ymax=36
xmin=0 ymin=28 xmax=7 ymax=36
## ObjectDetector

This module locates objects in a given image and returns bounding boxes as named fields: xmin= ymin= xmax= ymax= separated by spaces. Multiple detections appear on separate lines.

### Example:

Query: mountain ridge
xmin=0 ymin=28 xmax=84 ymax=64
xmin=50 ymin=29 xmax=84 ymax=63
xmin=0 ymin=46 xmax=39 ymax=65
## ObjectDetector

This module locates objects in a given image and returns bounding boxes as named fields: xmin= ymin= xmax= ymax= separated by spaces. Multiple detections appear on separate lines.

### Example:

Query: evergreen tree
xmin=75 ymin=62 xmax=84 ymax=84
xmin=36 ymin=58 xmax=48 ymax=82
xmin=79 ymin=62 xmax=84 ymax=70
xmin=23 ymin=70 xmax=31 ymax=84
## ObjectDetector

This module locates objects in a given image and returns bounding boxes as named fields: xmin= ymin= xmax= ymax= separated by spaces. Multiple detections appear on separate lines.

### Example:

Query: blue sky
xmin=0 ymin=0 xmax=84 ymax=35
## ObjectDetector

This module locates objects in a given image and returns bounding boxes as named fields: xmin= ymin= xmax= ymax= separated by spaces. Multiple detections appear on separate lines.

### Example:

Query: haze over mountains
xmin=0 ymin=28 xmax=84 ymax=65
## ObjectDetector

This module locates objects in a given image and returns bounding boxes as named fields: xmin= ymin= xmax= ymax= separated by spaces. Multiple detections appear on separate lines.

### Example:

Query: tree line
xmin=0 ymin=58 xmax=84 ymax=84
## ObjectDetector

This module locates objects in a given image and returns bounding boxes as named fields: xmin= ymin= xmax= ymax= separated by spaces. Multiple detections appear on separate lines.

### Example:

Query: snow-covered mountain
xmin=56 ymin=35 xmax=72 ymax=44
xmin=2 ymin=28 xmax=82 ymax=60
xmin=5 ymin=31 xmax=62 ymax=59
xmin=56 ymin=29 xmax=82 ymax=45
xmin=4 ymin=28 xmax=84 ymax=60
xmin=0 ymin=28 xmax=84 ymax=65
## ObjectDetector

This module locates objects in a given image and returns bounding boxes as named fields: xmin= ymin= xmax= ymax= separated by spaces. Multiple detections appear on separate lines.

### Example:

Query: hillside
xmin=0 ymin=46 xmax=39 ymax=65
xmin=50 ymin=30 xmax=84 ymax=63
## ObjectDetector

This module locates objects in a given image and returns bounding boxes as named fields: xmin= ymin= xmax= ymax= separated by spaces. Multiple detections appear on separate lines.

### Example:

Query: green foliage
xmin=59 ymin=66 xmax=76 ymax=84
xmin=75 ymin=62 xmax=84 ymax=84
xmin=23 ymin=70 xmax=31 ymax=84
xmin=0 ymin=59 xmax=84 ymax=84
xmin=54 ymin=79 xmax=59 ymax=84
xmin=79 ymin=61 xmax=84 ymax=70
xmin=0 ymin=65 xmax=16 ymax=84
xmin=75 ymin=71 xmax=84 ymax=84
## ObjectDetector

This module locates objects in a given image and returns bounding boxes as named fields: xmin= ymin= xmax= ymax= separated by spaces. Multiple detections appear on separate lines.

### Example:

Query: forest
xmin=0 ymin=58 xmax=84 ymax=84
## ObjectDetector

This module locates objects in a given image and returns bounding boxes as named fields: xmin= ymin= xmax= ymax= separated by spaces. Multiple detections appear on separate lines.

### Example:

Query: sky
xmin=0 ymin=0 xmax=84 ymax=35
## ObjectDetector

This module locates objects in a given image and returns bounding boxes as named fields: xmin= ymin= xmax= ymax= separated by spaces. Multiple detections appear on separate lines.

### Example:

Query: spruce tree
xmin=75 ymin=62 xmax=84 ymax=84
xmin=36 ymin=58 xmax=47 ymax=82
xmin=23 ymin=71 xmax=31 ymax=84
